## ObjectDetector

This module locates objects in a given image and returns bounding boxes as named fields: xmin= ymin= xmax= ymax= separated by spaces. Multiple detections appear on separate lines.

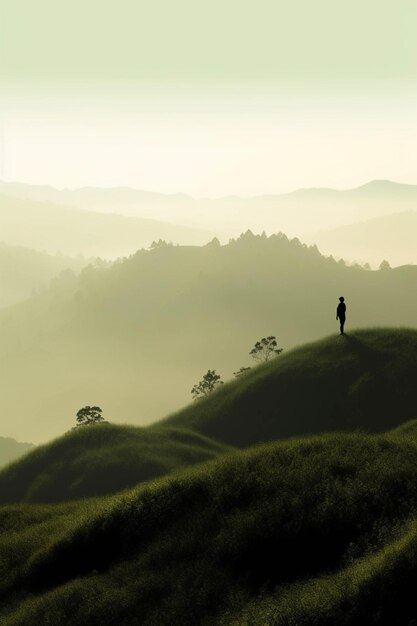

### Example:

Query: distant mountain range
xmin=305 ymin=211 xmax=417 ymax=267
xmin=1 ymin=179 xmax=416 ymax=264
xmin=0 ymin=192 xmax=217 ymax=258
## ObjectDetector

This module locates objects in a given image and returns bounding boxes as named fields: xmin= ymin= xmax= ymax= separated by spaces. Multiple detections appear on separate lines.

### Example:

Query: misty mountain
xmin=0 ymin=243 xmax=91 ymax=307
xmin=1 ymin=232 xmax=417 ymax=443
xmin=2 ymin=179 xmax=417 ymax=245
xmin=0 ymin=437 xmax=34 ymax=469
xmin=305 ymin=211 xmax=417 ymax=267
xmin=0 ymin=193 xmax=216 ymax=258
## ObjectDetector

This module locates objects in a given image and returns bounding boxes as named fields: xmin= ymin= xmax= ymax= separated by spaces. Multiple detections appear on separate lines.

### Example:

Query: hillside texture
xmin=2 ymin=328 xmax=416 ymax=503
xmin=165 ymin=328 xmax=417 ymax=445
xmin=2 ymin=429 xmax=417 ymax=625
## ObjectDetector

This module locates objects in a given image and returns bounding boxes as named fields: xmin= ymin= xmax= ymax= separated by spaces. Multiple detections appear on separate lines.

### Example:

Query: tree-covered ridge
xmin=0 ymin=242 xmax=90 ymax=307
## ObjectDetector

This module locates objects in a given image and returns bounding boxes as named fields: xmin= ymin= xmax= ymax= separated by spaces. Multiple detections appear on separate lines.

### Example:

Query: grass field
xmin=0 ymin=425 xmax=230 ymax=503
xmin=2 ymin=428 xmax=417 ymax=624
xmin=163 ymin=327 xmax=417 ymax=445
xmin=2 ymin=328 xmax=417 ymax=624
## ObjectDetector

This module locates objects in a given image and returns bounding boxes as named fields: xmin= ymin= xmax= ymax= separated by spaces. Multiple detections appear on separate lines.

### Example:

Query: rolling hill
xmin=2 ymin=428 xmax=417 ymax=624
xmin=1 ymin=328 xmax=416 ymax=503
xmin=0 ymin=425 xmax=229 ymax=504
xmin=164 ymin=328 xmax=417 ymax=446
xmin=1 ymin=233 xmax=417 ymax=443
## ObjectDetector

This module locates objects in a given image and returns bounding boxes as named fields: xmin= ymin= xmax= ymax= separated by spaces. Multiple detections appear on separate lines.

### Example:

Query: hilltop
xmin=3 ymin=428 xmax=417 ymax=624
xmin=0 ymin=424 xmax=229 ymax=504
xmin=164 ymin=328 xmax=417 ymax=445
xmin=1 ymin=328 xmax=416 ymax=503
xmin=1 ymin=233 xmax=417 ymax=442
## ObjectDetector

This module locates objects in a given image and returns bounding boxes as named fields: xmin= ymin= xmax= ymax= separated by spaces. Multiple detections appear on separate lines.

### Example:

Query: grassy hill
xmin=3 ymin=428 xmax=417 ymax=624
xmin=165 ymin=328 xmax=417 ymax=446
xmin=1 ymin=232 xmax=417 ymax=443
xmin=0 ymin=424 xmax=229 ymax=504
xmin=2 ymin=328 xmax=416 ymax=504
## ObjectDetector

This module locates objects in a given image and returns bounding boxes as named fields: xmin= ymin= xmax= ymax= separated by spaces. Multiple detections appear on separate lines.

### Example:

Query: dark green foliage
xmin=76 ymin=405 xmax=104 ymax=426
xmin=3 ymin=431 xmax=417 ymax=624
xmin=166 ymin=328 xmax=417 ymax=446
xmin=249 ymin=336 xmax=283 ymax=362
xmin=191 ymin=369 xmax=223 ymax=400
xmin=0 ymin=424 xmax=230 ymax=504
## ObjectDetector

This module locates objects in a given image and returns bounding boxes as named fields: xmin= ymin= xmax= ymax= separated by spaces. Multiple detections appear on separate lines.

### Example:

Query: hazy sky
xmin=1 ymin=0 xmax=416 ymax=196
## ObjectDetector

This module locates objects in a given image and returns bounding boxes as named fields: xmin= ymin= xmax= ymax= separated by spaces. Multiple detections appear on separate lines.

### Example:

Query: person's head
xmin=339 ymin=296 xmax=345 ymax=302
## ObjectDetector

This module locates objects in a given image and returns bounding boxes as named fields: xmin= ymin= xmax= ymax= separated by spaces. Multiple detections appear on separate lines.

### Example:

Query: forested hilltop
xmin=1 ymin=232 xmax=416 ymax=442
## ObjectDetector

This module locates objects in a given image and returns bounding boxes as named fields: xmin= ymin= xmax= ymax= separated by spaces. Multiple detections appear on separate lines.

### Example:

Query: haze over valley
xmin=2 ymin=0 xmax=417 ymax=623
xmin=1 ymin=178 xmax=416 ymax=267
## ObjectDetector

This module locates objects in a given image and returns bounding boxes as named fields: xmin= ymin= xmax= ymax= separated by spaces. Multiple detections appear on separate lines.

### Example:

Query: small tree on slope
xmin=250 ymin=336 xmax=283 ymax=363
xmin=191 ymin=370 xmax=223 ymax=400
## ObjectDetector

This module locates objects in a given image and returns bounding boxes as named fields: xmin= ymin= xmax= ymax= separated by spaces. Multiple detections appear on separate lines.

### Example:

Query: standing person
xmin=336 ymin=296 xmax=346 ymax=335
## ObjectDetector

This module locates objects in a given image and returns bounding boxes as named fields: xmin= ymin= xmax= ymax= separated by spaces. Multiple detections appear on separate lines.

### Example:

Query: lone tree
xmin=250 ymin=336 xmax=283 ymax=363
xmin=76 ymin=405 xmax=104 ymax=426
xmin=191 ymin=370 xmax=223 ymax=400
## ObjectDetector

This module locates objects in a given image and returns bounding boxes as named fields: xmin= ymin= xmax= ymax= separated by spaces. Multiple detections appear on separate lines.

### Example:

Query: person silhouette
xmin=336 ymin=296 xmax=346 ymax=335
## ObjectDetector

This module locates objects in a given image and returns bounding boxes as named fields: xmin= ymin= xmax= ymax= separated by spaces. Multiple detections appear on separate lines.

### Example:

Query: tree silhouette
xmin=250 ymin=336 xmax=283 ymax=363
xmin=379 ymin=259 xmax=391 ymax=270
xmin=191 ymin=370 xmax=223 ymax=400
xmin=233 ymin=366 xmax=252 ymax=379
xmin=76 ymin=405 xmax=104 ymax=426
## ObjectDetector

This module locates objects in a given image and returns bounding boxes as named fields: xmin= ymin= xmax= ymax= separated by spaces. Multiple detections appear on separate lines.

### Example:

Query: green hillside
xmin=1 ymin=232 xmax=417 ymax=443
xmin=165 ymin=328 xmax=417 ymax=446
xmin=2 ymin=328 xmax=415 ymax=504
xmin=0 ymin=424 xmax=229 ymax=504
xmin=3 ymin=429 xmax=417 ymax=625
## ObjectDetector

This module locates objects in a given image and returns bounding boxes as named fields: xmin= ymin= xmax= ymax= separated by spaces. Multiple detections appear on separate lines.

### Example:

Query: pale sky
xmin=1 ymin=0 xmax=416 ymax=196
